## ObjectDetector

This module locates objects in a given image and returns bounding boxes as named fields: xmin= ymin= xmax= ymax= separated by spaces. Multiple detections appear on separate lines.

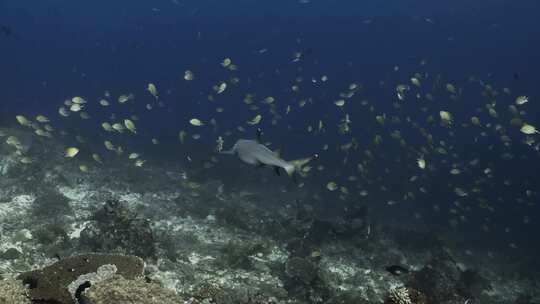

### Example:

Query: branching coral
xmin=387 ymin=287 xmax=412 ymax=304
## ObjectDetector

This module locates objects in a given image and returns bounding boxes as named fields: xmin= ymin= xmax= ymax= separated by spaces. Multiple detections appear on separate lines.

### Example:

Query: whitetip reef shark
xmin=219 ymin=129 xmax=318 ymax=178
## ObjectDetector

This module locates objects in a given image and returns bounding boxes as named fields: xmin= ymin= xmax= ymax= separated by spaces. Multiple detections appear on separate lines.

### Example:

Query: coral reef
xmin=17 ymin=253 xmax=144 ymax=304
xmin=0 ymin=279 xmax=31 ymax=304
xmin=405 ymin=252 xmax=492 ymax=304
xmin=283 ymin=255 xmax=330 ymax=303
xmin=79 ymin=199 xmax=156 ymax=258
xmin=0 ymin=130 xmax=537 ymax=304
xmin=85 ymin=276 xmax=185 ymax=304
xmin=386 ymin=286 xmax=412 ymax=304
xmin=31 ymin=187 xmax=73 ymax=223
xmin=192 ymin=281 xmax=228 ymax=302
xmin=384 ymin=287 xmax=428 ymax=304
xmin=407 ymin=288 xmax=428 ymax=304
xmin=219 ymin=240 xmax=268 ymax=270
xmin=285 ymin=257 xmax=318 ymax=285
xmin=67 ymin=264 xmax=118 ymax=300
xmin=456 ymin=269 xmax=491 ymax=299
xmin=408 ymin=256 xmax=464 ymax=303
xmin=0 ymin=247 xmax=21 ymax=260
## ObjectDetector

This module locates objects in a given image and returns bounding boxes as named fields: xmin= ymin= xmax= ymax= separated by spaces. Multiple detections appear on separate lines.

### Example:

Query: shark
xmin=219 ymin=130 xmax=318 ymax=178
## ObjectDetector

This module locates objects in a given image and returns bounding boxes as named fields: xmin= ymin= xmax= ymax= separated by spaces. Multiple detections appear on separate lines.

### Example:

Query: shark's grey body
xmin=220 ymin=139 xmax=296 ymax=176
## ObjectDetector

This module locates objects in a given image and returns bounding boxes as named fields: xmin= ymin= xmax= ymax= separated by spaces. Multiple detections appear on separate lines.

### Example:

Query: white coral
xmin=388 ymin=286 xmax=412 ymax=304
xmin=67 ymin=264 xmax=118 ymax=299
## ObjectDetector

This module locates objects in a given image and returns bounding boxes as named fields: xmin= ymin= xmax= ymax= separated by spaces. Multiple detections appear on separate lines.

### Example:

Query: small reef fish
xmin=385 ymin=265 xmax=409 ymax=276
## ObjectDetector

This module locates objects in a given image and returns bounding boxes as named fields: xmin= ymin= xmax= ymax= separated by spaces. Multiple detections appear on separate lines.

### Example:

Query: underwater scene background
xmin=0 ymin=0 xmax=539 ymax=303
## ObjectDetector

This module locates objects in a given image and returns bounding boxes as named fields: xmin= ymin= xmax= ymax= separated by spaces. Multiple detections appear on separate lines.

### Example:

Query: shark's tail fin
xmin=288 ymin=153 xmax=319 ymax=177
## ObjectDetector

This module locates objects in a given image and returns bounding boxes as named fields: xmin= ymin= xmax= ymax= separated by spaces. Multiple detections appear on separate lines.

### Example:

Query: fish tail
xmin=288 ymin=153 xmax=319 ymax=177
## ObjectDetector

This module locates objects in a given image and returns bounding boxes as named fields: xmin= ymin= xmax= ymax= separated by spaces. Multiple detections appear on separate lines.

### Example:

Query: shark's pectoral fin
xmin=274 ymin=166 xmax=281 ymax=176
xmin=257 ymin=162 xmax=266 ymax=168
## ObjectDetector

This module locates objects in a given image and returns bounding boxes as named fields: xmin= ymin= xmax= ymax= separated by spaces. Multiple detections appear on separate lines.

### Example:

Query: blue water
xmin=1 ymin=0 xmax=539 ymax=255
